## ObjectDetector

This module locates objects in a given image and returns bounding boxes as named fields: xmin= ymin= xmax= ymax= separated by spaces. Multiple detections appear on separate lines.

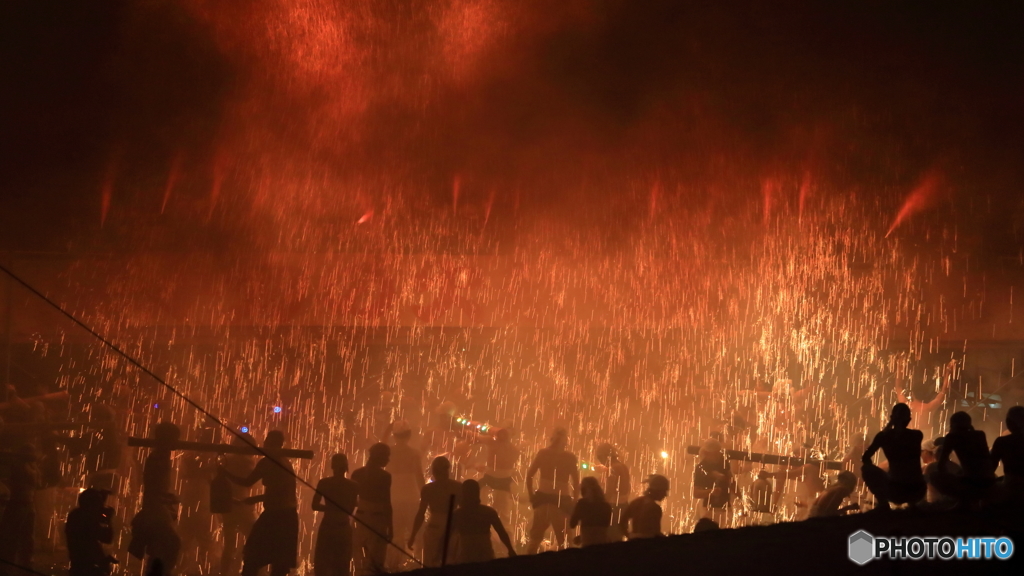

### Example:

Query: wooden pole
xmin=441 ymin=494 xmax=456 ymax=567
xmin=127 ymin=437 xmax=314 ymax=459
xmin=685 ymin=445 xmax=844 ymax=470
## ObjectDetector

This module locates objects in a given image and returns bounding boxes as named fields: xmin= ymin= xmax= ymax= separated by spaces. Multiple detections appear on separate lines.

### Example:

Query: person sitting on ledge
xmin=935 ymin=411 xmax=994 ymax=510
xmin=861 ymin=403 xmax=925 ymax=510
xmin=991 ymin=406 xmax=1024 ymax=504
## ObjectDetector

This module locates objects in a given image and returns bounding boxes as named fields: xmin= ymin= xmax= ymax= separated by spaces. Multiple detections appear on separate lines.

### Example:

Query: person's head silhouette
xmin=580 ymin=476 xmax=605 ymax=502
xmin=595 ymin=443 xmax=617 ymax=466
xmin=368 ymin=442 xmax=390 ymax=467
xmin=550 ymin=428 xmax=568 ymax=449
xmin=264 ymin=430 xmax=286 ymax=449
xmin=430 ymin=456 xmax=451 ymax=480
xmin=645 ymin=474 xmax=670 ymax=501
xmin=331 ymin=453 xmax=348 ymax=477
xmin=153 ymin=422 xmax=181 ymax=448
xmin=949 ymin=411 xmax=973 ymax=433
xmin=890 ymin=403 xmax=912 ymax=429
xmin=461 ymin=479 xmax=481 ymax=506
xmin=1005 ymin=406 xmax=1024 ymax=435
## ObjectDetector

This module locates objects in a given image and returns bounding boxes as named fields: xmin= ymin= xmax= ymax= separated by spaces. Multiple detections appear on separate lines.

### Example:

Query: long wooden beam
xmin=685 ymin=445 xmax=844 ymax=470
xmin=127 ymin=437 xmax=314 ymax=459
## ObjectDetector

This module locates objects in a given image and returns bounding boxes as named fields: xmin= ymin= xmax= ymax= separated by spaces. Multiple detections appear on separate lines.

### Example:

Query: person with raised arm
xmin=221 ymin=430 xmax=298 ymax=576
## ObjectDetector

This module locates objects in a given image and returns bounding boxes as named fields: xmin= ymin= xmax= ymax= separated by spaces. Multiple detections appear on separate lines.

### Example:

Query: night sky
xmin=2 ymin=1 xmax=1022 ymax=256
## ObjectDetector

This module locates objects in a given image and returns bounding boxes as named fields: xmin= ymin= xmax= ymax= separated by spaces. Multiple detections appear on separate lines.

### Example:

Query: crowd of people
xmin=2 ymin=387 xmax=1024 ymax=576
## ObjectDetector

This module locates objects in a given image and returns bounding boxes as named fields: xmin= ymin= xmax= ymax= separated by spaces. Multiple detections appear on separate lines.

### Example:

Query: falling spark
xmin=762 ymin=177 xmax=779 ymax=226
xmin=162 ymin=151 xmax=183 ymax=214
xmin=99 ymin=152 xmax=119 ymax=227
xmin=452 ymin=175 xmax=461 ymax=215
xmin=798 ymin=171 xmax=812 ymax=222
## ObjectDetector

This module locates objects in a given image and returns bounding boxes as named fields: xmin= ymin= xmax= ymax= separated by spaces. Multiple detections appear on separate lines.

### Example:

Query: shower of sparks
xmin=6 ymin=0 xmax=1010 ymax=571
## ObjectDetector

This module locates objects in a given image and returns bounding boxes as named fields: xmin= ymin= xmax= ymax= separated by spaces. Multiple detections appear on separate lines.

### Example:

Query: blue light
xmin=273 ymin=406 xmax=282 ymax=414
xmin=240 ymin=426 xmax=249 ymax=434
xmin=153 ymin=403 xmax=159 ymax=409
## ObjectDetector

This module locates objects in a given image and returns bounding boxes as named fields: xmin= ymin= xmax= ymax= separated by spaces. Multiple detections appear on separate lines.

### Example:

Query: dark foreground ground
xmin=410 ymin=509 xmax=1024 ymax=576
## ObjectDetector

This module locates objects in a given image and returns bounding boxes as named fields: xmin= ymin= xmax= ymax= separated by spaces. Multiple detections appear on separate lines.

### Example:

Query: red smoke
xmin=885 ymin=171 xmax=943 ymax=238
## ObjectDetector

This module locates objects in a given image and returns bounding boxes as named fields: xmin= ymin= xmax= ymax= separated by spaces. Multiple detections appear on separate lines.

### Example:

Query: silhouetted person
xmin=66 ymin=488 xmax=117 ymax=576
xmin=451 ymin=480 xmax=516 ymax=563
xmin=809 ymin=471 xmax=859 ymax=517
xmin=895 ymin=359 xmax=954 ymax=441
xmin=525 ymin=428 xmax=579 ymax=553
xmin=693 ymin=440 xmax=732 ymax=524
xmin=749 ymin=469 xmax=776 ymax=524
xmin=692 ymin=518 xmax=719 ymax=532
xmin=408 ymin=456 xmax=461 ymax=567
xmin=129 ymin=422 xmax=181 ymax=575
xmin=936 ymin=411 xmax=994 ymax=509
xmin=0 ymin=444 xmax=40 ymax=576
xmin=620 ymin=475 xmax=668 ymax=539
xmin=569 ymin=477 xmax=611 ymax=547
xmin=595 ymin=443 xmax=630 ymax=539
xmin=222 ymin=430 xmax=298 ymax=576
xmin=179 ymin=446 xmax=216 ymax=575
xmin=921 ymin=438 xmax=960 ymax=509
xmin=477 ymin=428 xmax=519 ymax=523
xmin=861 ymin=403 xmax=925 ymax=510
xmin=313 ymin=454 xmax=358 ymax=576
xmin=351 ymin=443 xmax=392 ymax=576
xmin=85 ymin=404 xmax=122 ymax=492
xmin=386 ymin=421 xmax=423 ymax=570
xmin=214 ymin=433 xmax=257 ymax=576
xmin=992 ymin=406 xmax=1024 ymax=503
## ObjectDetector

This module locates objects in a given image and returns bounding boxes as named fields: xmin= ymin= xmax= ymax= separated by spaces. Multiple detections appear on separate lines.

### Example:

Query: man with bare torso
xmin=477 ymin=428 xmax=519 ymax=524
xmin=351 ymin=443 xmax=392 ymax=576
xmin=385 ymin=422 xmax=423 ymax=569
xmin=861 ymin=403 xmax=926 ymax=509
xmin=128 ymin=423 xmax=181 ymax=576
xmin=525 ymin=428 xmax=579 ymax=554
xmin=595 ymin=443 xmax=630 ymax=540
xmin=620 ymin=475 xmax=669 ymax=539
xmin=936 ymin=411 xmax=994 ymax=509
xmin=221 ymin=430 xmax=299 ymax=576
xmin=895 ymin=359 xmax=955 ymax=442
